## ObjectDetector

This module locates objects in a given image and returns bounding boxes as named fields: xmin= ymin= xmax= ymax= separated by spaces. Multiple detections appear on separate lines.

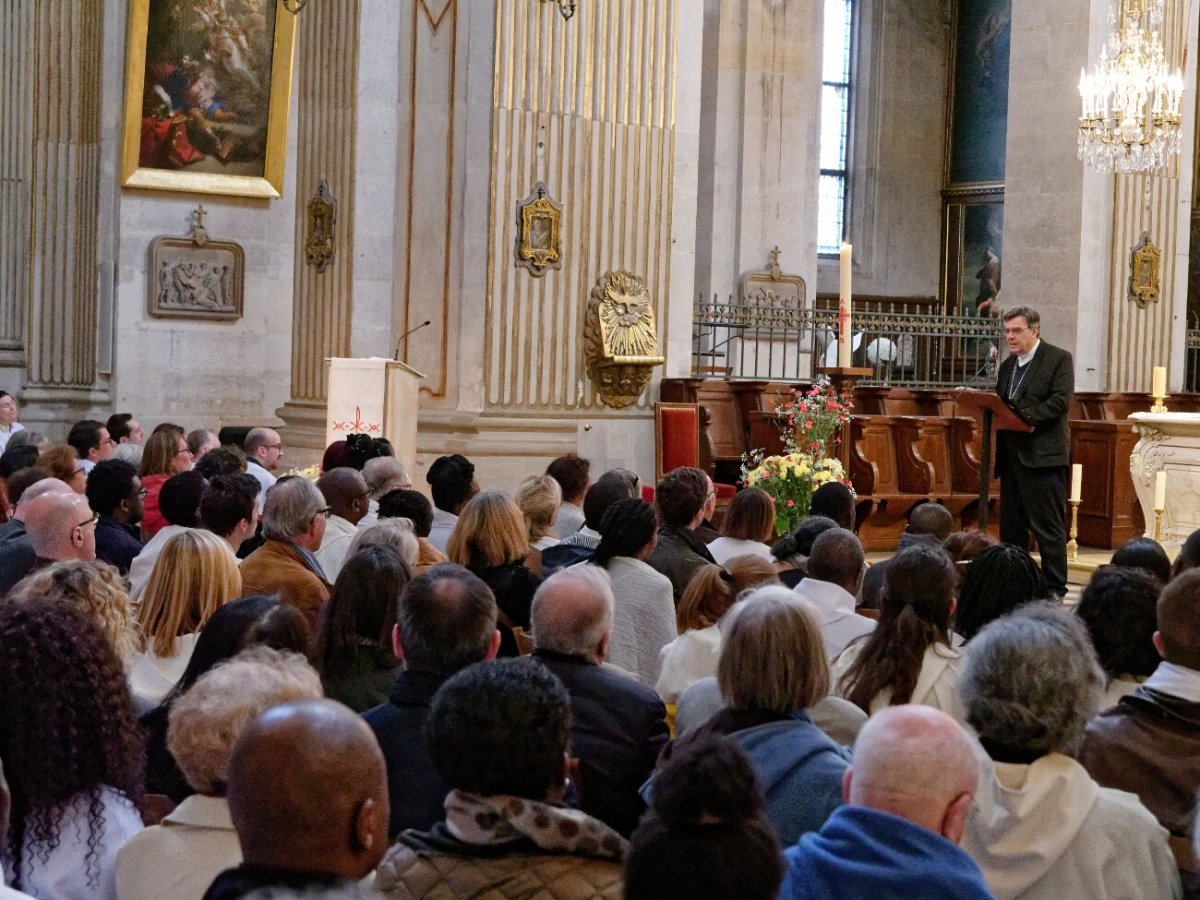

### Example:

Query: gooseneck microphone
xmin=393 ymin=320 xmax=431 ymax=360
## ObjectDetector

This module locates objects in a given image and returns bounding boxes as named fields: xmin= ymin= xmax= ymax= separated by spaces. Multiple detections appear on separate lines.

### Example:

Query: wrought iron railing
xmin=692 ymin=295 xmax=1004 ymax=388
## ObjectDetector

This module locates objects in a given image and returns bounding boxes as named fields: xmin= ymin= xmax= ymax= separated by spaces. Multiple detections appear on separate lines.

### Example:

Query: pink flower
xmin=804 ymin=420 xmax=813 ymax=429
xmin=786 ymin=499 xmax=795 ymax=507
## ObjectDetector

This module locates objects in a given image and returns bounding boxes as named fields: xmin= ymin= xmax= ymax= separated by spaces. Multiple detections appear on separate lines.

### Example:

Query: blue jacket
xmin=782 ymin=806 xmax=994 ymax=899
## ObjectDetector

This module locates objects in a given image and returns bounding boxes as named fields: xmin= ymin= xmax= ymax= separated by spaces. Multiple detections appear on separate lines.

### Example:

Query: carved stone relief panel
xmin=148 ymin=205 xmax=244 ymax=321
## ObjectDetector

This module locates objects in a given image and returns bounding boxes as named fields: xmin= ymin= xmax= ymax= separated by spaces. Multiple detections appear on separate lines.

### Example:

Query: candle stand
xmin=1067 ymin=499 xmax=1081 ymax=563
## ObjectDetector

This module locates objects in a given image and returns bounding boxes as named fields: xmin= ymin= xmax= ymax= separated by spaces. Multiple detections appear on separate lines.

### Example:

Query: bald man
xmin=243 ymin=427 xmax=284 ymax=507
xmin=203 ymin=699 xmax=389 ymax=900
xmin=314 ymin=467 xmax=370 ymax=581
xmin=0 ymin=479 xmax=77 ymax=595
xmin=780 ymin=705 xmax=992 ymax=899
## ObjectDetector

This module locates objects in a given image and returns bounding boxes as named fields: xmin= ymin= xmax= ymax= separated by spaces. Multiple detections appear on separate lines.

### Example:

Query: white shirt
xmin=656 ymin=624 xmax=720 ymax=703
xmin=1143 ymin=660 xmax=1200 ymax=702
xmin=427 ymin=508 xmax=458 ymax=553
xmin=707 ymin=536 xmax=774 ymax=566
xmin=532 ymin=535 xmax=559 ymax=551
xmin=357 ymin=499 xmax=380 ymax=531
xmin=315 ymin=514 xmax=358 ymax=583
xmin=0 ymin=422 xmax=25 ymax=454
xmin=115 ymin=795 xmax=240 ymax=900
xmin=127 ymin=633 xmax=200 ymax=711
xmin=792 ymin=577 xmax=875 ymax=661
xmin=246 ymin=460 xmax=277 ymax=508
xmin=832 ymin=640 xmax=967 ymax=724
xmin=128 ymin=525 xmax=193 ymax=602
xmin=1017 ymin=339 xmax=1041 ymax=366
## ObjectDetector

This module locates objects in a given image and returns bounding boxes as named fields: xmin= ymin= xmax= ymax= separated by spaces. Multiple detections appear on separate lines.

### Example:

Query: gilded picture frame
xmin=120 ymin=0 xmax=297 ymax=199
xmin=515 ymin=181 xmax=562 ymax=276
xmin=1129 ymin=231 xmax=1161 ymax=309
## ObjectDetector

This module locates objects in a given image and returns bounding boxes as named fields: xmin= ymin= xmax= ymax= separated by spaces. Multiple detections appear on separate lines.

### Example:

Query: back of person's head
xmin=226 ymin=698 xmax=389 ymax=879
xmin=426 ymin=454 xmax=476 ymax=513
xmin=676 ymin=564 xmax=737 ymax=632
xmin=805 ymin=527 xmax=865 ymax=590
xmin=771 ymin=515 xmax=838 ymax=562
xmin=1075 ymin=566 xmax=1161 ymax=681
xmin=362 ymin=456 xmax=409 ymax=497
xmin=581 ymin=469 xmax=639 ymax=529
xmin=186 ymin=428 xmax=218 ymax=457
xmin=343 ymin=433 xmax=389 ymax=470
xmin=1172 ymin=529 xmax=1200 ymax=581
xmin=907 ymin=502 xmax=954 ymax=540
xmin=718 ymin=587 xmax=828 ymax=714
xmin=39 ymin=444 xmax=81 ymax=488
xmin=961 ymin=602 xmax=1104 ymax=761
xmin=6 ymin=467 xmax=50 ymax=509
xmin=847 ymin=706 xmax=978 ymax=843
xmin=1157 ymin=568 xmax=1200 ymax=670
xmin=545 ymin=453 xmax=590 ymax=503
xmin=1110 ymin=536 xmax=1171 ymax=584
xmin=66 ymin=419 xmax=105 ymax=459
xmin=314 ymin=544 xmax=409 ymax=679
xmin=515 ymin=474 xmax=562 ymax=543
xmin=138 ymin=529 xmax=242 ymax=657
xmin=445 ymin=490 xmax=529 ymax=570
xmin=84 ymin=459 xmax=138 ymax=518
xmin=168 ymin=647 xmax=323 ymax=795
xmin=262 ymin=476 xmax=325 ymax=541
xmin=655 ymin=467 xmax=710 ymax=528
xmin=809 ymin=482 xmax=855 ymax=529
xmin=106 ymin=413 xmax=136 ymax=444
xmin=378 ymin=488 xmax=433 ymax=537
xmin=159 ymin=470 xmax=207 ymax=527
xmin=396 ymin=563 xmax=498 ymax=674
xmin=724 ymin=554 xmax=781 ymax=594
xmin=0 ymin=599 xmax=142 ymax=891
xmin=347 ymin=518 xmax=419 ymax=567
xmin=624 ymin=734 xmax=782 ymax=900
xmin=955 ymin=542 xmax=1046 ymax=641
xmin=110 ymin=442 xmax=143 ymax=468
xmin=942 ymin=529 xmax=998 ymax=564
xmin=316 ymin=467 xmax=369 ymax=521
xmin=838 ymin=544 xmax=955 ymax=712
xmin=194 ymin=445 xmax=247 ymax=480
xmin=593 ymin=497 xmax=657 ymax=568
xmin=200 ymin=473 xmax=260 ymax=538
xmin=6 ymin=430 xmax=46 ymax=453
xmin=531 ymin=565 xmax=614 ymax=660
xmin=321 ymin=440 xmax=350 ymax=473
xmin=425 ymin=657 xmax=571 ymax=801
xmin=720 ymin=487 xmax=774 ymax=542
xmin=0 ymin=445 xmax=38 ymax=480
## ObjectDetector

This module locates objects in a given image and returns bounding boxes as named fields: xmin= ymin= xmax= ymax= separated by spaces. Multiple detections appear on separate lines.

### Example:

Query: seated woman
xmin=40 ymin=444 xmax=87 ymax=493
xmin=138 ymin=428 xmax=194 ymax=539
xmin=129 ymin=530 xmax=242 ymax=709
xmin=446 ymin=490 xmax=543 ymax=656
xmin=378 ymin=488 xmax=446 ymax=572
xmin=0 ymin=599 xmax=144 ymax=898
xmin=346 ymin=517 xmax=420 ymax=568
xmin=959 ymin=603 xmax=1180 ymax=899
xmin=707 ymin=487 xmax=775 ymax=565
xmin=771 ymin=515 xmax=838 ymax=588
xmin=675 ymin=586 xmax=851 ymax=847
xmin=833 ymin=544 xmax=966 ymax=722
xmin=375 ymin=658 xmax=626 ymax=899
xmin=1110 ymin=536 xmax=1172 ymax=584
xmin=515 ymin=474 xmax=562 ymax=551
xmin=311 ymin=544 xmax=410 ymax=712
xmin=1074 ymin=566 xmax=1161 ymax=708
xmin=115 ymin=647 xmax=323 ymax=900
xmin=953 ymin=542 xmax=1047 ymax=642
xmin=624 ymin=734 xmax=783 ymax=900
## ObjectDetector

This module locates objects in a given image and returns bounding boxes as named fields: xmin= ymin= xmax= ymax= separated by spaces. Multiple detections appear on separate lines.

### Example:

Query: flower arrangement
xmin=776 ymin=379 xmax=852 ymax=458
xmin=741 ymin=451 xmax=849 ymax=536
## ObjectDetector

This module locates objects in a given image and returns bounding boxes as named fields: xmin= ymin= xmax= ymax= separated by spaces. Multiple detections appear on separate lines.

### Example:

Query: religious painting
xmin=947 ymin=0 xmax=1011 ymax=186
xmin=1129 ymin=231 xmax=1162 ymax=309
xmin=943 ymin=199 xmax=1004 ymax=317
xmin=120 ymin=0 xmax=297 ymax=199
xmin=515 ymin=181 xmax=563 ymax=276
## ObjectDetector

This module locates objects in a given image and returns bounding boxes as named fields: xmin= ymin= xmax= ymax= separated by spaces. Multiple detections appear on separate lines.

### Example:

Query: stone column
xmin=21 ymin=0 xmax=110 ymax=427
xmin=0 ymin=0 xmax=31 ymax=371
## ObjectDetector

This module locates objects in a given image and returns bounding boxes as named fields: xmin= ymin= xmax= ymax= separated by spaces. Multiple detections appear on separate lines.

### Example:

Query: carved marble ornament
xmin=148 ymin=205 xmax=244 ymax=321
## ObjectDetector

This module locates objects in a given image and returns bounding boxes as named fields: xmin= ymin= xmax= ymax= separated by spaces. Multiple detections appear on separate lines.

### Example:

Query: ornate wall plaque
xmin=1129 ymin=231 xmax=1161 ymax=308
xmin=515 ymin=181 xmax=562 ymax=276
xmin=148 ymin=205 xmax=244 ymax=321
xmin=739 ymin=246 xmax=808 ymax=330
xmin=305 ymin=178 xmax=337 ymax=272
xmin=583 ymin=271 xmax=665 ymax=409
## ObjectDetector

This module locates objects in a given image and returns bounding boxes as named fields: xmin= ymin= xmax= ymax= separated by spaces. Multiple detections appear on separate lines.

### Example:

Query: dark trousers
xmin=999 ymin=459 xmax=1068 ymax=594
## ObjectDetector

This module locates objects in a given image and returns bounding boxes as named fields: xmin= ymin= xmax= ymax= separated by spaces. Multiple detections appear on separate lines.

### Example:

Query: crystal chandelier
xmin=1078 ymin=0 xmax=1184 ymax=174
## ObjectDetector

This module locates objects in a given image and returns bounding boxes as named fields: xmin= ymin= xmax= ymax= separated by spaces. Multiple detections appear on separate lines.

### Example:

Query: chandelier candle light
xmin=1078 ymin=0 xmax=1185 ymax=173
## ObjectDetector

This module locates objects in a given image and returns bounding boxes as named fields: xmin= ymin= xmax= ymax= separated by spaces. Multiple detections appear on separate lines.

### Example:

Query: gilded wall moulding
xmin=305 ymin=178 xmax=337 ymax=273
xmin=584 ymin=271 xmax=665 ymax=409
xmin=1129 ymin=231 xmax=1161 ymax=308
xmin=515 ymin=181 xmax=562 ymax=276
xmin=147 ymin=205 xmax=244 ymax=321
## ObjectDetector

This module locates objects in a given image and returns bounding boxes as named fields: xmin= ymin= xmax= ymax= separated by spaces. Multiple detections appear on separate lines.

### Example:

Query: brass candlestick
xmin=1154 ymin=508 xmax=1165 ymax=542
xmin=1150 ymin=391 xmax=1168 ymax=414
xmin=1067 ymin=499 xmax=1081 ymax=563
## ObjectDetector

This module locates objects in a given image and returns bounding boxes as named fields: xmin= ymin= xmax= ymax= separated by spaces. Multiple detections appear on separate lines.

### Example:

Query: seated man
xmin=21 ymin=490 xmax=99 ymax=576
xmin=239 ymin=477 xmax=332 ymax=627
xmin=859 ymin=502 xmax=953 ymax=610
xmin=314 ymin=467 xmax=370 ymax=581
xmin=200 ymin=474 xmax=261 ymax=556
xmin=66 ymin=419 xmax=114 ymax=473
xmin=646 ymin=467 xmax=716 ymax=601
xmin=363 ymin=564 xmax=500 ymax=837
xmin=781 ymin=705 xmax=991 ymax=899
xmin=792 ymin=528 xmax=874 ymax=660
xmin=531 ymin=566 xmax=669 ymax=836
xmin=85 ymin=459 xmax=144 ymax=574
xmin=107 ymin=413 xmax=145 ymax=446
xmin=546 ymin=453 xmax=590 ymax=539
xmin=375 ymin=658 xmax=625 ymax=898
xmin=424 ymin=454 xmax=478 ymax=553
xmin=0 ymin=476 xmax=71 ymax=595
xmin=1077 ymin=568 xmax=1200 ymax=893
xmin=203 ymin=699 xmax=388 ymax=899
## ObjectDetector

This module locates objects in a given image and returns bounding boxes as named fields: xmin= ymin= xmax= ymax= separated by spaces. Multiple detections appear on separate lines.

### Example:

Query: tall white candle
xmin=838 ymin=243 xmax=853 ymax=369
xmin=1152 ymin=366 xmax=1167 ymax=398
xmin=1154 ymin=470 xmax=1167 ymax=511
xmin=1070 ymin=464 xmax=1082 ymax=503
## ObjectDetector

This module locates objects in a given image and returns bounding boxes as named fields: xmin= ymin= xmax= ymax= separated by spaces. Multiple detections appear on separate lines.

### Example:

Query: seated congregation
xmin=0 ymin=408 xmax=1196 ymax=899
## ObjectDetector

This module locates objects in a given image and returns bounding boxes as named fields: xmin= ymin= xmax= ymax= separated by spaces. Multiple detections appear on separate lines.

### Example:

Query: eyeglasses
xmin=262 ymin=443 xmax=283 ymax=451
xmin=76 ymin=512 xmax=100 ymax=529
xmin=134 ymin=488 xmax=149 ymax=499
xmin=317 ymin=506 xmax=333 ymax=520
xmin=96 ymin=437 xmax=116 ymax=448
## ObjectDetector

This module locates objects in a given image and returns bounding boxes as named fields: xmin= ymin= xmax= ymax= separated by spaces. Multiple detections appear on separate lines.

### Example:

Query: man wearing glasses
xmin=66 ymin=419 xmax=116 ymax=475
xmin=85 ymin=459 xmax=145 ymax=575
xmin=244 ymin=427 xmax=286 ymax=507
xmin=16 ymin=491 xmax=99 ymax=589
xmin=995 ymin=306 xmax=1074 ymax=597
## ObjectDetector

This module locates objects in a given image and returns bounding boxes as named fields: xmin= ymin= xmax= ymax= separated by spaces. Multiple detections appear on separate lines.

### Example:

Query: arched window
xmin=818 ymin=0 xmax=855 ymax=255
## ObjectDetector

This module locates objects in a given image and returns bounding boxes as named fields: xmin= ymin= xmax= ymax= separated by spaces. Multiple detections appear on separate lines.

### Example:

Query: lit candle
xmin=1152 ymin=366 xmax=1167 ymax=398
xmin=838 ymin=243 xmax=853 ymax=369
xmin=1070 ymin=464 xmax=1082 ymax=503
xmin=1154 ymin=470 xmax=1167 ymax=511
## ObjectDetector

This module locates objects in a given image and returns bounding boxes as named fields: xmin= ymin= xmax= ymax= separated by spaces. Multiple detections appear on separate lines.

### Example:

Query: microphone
xmin=393 ymin=320 xmax=431 ymax=361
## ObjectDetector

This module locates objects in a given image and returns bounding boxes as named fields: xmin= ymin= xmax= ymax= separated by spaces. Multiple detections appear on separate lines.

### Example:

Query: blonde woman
xmin=446 ymin=490 xmax=542 ymax=656
xmin=130 ymin=530 xmax=242 ymax=709
xmin=9 ymin=560 xmax=139 ymax=665
xmin=515 ymin=474 xmax=562 ymax=551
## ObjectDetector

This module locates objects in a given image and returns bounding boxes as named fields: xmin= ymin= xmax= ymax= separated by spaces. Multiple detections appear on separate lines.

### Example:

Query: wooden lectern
xmin=953 ymin=387 xmax=1034 ymax=531
xmin=325 ymin=358 xmax=424 ymax=480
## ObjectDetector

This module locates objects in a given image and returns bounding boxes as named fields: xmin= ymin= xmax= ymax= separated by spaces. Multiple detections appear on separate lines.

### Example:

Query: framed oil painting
xmin=946 ymin=0 xmax=1011 ymax=187
xmin=121 ymin=0 xmax=297 ymax=199
xmin=943 ymin=198 xmax=1004 ymax=315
